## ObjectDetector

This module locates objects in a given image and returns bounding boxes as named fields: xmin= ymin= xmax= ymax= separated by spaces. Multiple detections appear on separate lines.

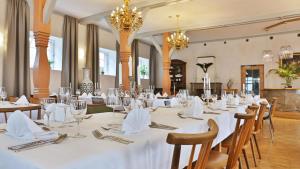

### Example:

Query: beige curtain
xmin=131 ymin=40 xmax=139 ymax=85
xmin=149 ymin=45 xmax=157 ymax=86
xmin=115 ymin=41 xmax=120 ymax=88
xmin=4 ymin=0 xmax=31 ymax=97
xmin=86 ymin=24 xmax=99 ymax=84
xmin=61 ymin=15 xmax=78 ymax=93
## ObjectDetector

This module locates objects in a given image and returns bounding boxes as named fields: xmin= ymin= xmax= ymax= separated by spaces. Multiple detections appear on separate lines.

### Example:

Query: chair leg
xmin=4 ymin=113 xmax=8 ymax=123
xmin=242 ymin=149 xmax=250 ymax=169
xmin=269 ymin=116 xmax=275 ymax=132
xmin=238 ymin=157 xmax=243 ymax=169
xmin=268 ymin=120 xmax=274 ymax=143
xmin=250 ymin=138 xmax=257 ymax=167
xmin=253 ymin=135 xmax=262 ymax=159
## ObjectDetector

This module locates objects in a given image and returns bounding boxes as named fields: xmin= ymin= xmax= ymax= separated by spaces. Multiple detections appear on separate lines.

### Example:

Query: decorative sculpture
xmin=196 ymin=63 xmax=213 ymax=73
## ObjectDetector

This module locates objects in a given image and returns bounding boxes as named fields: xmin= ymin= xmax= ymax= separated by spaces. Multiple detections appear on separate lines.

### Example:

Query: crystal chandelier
xmin=167 ymin=15 xmax=189 ymax=50
xmin=262 ymin=50 xmax=274 ymax=62
xmin=279 ymin=45 xmax=293 ymax=59
xmin=110 ymin=0 xmax=143 ymax=32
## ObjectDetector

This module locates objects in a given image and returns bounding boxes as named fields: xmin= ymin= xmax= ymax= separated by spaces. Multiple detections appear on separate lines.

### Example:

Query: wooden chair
xmin=221 ymin=105 xmax=260 ymax=169
xmin=206 ymin=109 xmax=256 ymax=169
xmin=263 ymin=97 xmax=278 ymax=141
xmin=252 ymin=102 xmax=268 ymax=160
xmin=166 ymin=119 xmax=219 ymax=169
xmin=8 ymin=96 xmax=19 ymax=102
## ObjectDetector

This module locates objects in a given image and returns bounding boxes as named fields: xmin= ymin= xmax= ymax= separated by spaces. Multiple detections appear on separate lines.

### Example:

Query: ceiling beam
xmin=135 ymin=13 xmax=300 ymax=38
xmin=79 ymin=0 xmax=189 ymax=24
xmin=43 ymin=0 xmax=57 ymax=24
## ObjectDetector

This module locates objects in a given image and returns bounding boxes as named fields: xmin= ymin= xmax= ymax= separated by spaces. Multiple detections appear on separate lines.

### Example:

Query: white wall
xmin=172 ymin=32 xmax=300 ymax=91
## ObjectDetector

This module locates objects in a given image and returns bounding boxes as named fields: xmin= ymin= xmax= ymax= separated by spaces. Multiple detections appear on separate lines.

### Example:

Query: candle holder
xmin=203 ymin=73 xmax=211 ymax=105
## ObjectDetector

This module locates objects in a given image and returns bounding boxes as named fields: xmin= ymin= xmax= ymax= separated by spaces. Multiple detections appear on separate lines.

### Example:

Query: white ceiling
xmin=54 ymin=0 xmax=300 ymax=41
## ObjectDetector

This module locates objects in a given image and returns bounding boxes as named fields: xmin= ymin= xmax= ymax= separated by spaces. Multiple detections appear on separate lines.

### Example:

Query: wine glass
xmin=70 ymin=100 xmax=87 ymax=138
xmin=212 ymin=94 xmax=218 ymax=103
xmin=40 ymin=98 xmax=56 ymax=126
xmin=0 ymin=87 xmax=7 ymax=102
xmin=57 ymin=87 xmax=71 ymax=124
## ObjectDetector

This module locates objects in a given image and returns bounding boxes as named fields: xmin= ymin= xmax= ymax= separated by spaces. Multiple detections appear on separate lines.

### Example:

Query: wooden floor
xmin=240 ymin=117 xmax=300 ymax=169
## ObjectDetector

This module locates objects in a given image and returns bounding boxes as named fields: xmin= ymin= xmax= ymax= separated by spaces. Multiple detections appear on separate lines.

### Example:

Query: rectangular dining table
xmin=0 ymin=105 xmax=248 ymax=169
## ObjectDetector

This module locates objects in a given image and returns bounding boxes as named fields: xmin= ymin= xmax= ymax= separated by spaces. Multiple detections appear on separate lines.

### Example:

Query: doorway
xmin=241 ymin=65 xmax=264 ymax=95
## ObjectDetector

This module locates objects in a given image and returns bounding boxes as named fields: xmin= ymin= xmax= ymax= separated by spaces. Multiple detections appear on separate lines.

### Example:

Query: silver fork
xmin=92 ymin=130 xmax=133 ymax=145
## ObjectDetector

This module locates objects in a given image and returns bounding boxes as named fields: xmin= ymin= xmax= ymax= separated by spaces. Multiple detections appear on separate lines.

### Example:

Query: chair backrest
xmin=226 ymin=109 xmax=256 ymax=169
xmin=269 ymin=97 xmax=278 ymax=116
xmin=244 ymin=105 xmax=259 ymax=143
xmin=254 ymin=102 xmax=268 ymax=132
xmin=166 ymin=119 xmax=219 ymax=169
xmin=8 ymin=96 xmax=19 ymax=102
xmin=29 ymin=97 xmax=40 ymax=104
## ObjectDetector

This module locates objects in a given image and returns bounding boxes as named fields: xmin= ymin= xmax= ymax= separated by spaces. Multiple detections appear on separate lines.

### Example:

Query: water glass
xmin=57 ymin=87 xmax=71 ymax=123
xmin=70 ymin=100 xmax=87 ymax=138
xmin=212 ymin=94 xmax=218 ymax=103
xmin=40 ymin=98 xmax=56 ymax=126
xmin=0 ymin=87 xmax=7 ymax=102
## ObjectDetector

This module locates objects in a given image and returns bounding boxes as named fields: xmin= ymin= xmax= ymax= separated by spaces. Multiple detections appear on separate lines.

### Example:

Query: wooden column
xmin=162 ymin=32 xmax=171 ymax=95
xmin=32 ymin=0 xmax=51 ymax=98
xmin=120 ymin=31 xmax=131 ymax=90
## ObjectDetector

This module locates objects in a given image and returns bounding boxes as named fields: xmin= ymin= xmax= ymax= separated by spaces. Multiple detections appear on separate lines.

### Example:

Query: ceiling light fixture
xmin=167 ymin=15 xmax=189 ymax=50
xmin=110 ymin=0 xmax=143 ymax=32
xmin=262 ymin=50 xmax=274 ymax=62
xmin=279 ymin=45 xmax=293 ymax=59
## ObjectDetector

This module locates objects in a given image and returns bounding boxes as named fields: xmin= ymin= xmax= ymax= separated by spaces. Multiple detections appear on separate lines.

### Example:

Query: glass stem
xmin=47 ymin=113 xmax=50 ymax=126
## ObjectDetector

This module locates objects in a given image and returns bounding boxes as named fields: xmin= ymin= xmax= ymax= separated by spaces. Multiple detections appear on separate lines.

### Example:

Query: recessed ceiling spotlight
xmin=246 ymin=39 xmax=249 ymax=42
xmin=297 ymin=33 xmax=300 ymax=37
xmin=224 ymin=41 xmax=227 ymax=44
xmin=204 ymin=43 xmax=207 ymax=46
xmin=269 ymin=36 xmax=274 ymax=40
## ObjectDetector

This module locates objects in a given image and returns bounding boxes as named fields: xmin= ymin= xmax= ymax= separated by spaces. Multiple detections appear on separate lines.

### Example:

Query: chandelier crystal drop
xmin=279 ymin=45 xmax=293 ymax=59
xmin=167 ymin=15 xmax=189 ymax=50
xmin=110 ymin=0 xmax=143 ymax=32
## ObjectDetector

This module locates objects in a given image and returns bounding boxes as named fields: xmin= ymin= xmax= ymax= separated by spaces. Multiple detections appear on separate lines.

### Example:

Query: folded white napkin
xmin=253 ymin=95 xmax=260 ymax=104
xmin=48 ymin=103 xmax=73 ymax=122
xmin=122 ymin=109 xmax=151 ymax=135
xmin=245 ymin=94 xmax=254 ymax=104
xmin=101 ymin=93 xmax=107 ymax=99
xmin=210 ymin=100 xmax=227 ymax=110
xmin=234 ymin=96 xmax=240 ymax=105
xmin=81 ymin=93 xmax=87 ymax=97
xmin=87 ymin=93 xmax=93 ymax=98
xmin=155 ymin=93 xmax=162 ymax=98
xmin=6 ymin=111 xmax=58 ymax=140
xmin=170 ymin=98 xmax=179 ymax=107
xmin=15 ymin=95 xmax=29 ymax=105
xmin=185 ymin=96 xmax=204 ymax=117
xmin=130 ymin=99 xmax=143 ymax=110
xmin=163 ymin=92 xmax=168 ymax=97
xmin=152 ymin=99 xmax=165 ymax=108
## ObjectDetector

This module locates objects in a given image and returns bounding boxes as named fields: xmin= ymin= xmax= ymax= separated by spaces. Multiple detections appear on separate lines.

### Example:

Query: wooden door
xmin=241 ymin=65 xmax=264 ymax=96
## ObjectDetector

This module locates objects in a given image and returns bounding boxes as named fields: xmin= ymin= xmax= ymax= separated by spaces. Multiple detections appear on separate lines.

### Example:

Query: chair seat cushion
xmin=206 ymin=151 xmax=229 ymax=169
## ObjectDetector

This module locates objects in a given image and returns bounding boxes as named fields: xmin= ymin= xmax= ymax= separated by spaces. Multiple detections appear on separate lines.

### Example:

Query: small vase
xmin=80 ymin=68 xmax=94 ymax=94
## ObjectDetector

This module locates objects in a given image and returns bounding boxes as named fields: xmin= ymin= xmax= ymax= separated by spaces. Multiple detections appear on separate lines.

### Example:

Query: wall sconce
xmin=79 ymin=48 xmax=85 ymax=60
xmin=0 ymin=32 xmax=4 ymax=47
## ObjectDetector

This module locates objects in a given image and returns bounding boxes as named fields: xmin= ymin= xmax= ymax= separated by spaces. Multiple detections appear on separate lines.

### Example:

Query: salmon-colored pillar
xmin=162 ymin=32 xmax=171 ymax=95
xmin=32 ymin=0 xmax=51 ymax=98
xmin=119 ymin=31 xmax=131 ymax=90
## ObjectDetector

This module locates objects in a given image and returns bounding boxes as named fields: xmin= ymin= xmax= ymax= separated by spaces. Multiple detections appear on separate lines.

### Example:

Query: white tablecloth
xmin=0 ymin=105 xmax=248 ymax=169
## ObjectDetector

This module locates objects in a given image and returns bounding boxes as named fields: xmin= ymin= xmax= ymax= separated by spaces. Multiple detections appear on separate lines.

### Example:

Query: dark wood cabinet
xmin=190 ymin=82 xmax=222 ymax=98
xmin=170 ymin=59 xmax=186 ymax=95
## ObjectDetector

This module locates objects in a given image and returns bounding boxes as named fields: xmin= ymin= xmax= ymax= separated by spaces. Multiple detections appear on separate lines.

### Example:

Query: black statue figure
xmin=196 ymin=63 xmax=213 ymax=73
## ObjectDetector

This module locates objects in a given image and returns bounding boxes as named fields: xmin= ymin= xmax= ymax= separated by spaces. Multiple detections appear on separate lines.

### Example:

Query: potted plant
xmin=140 ymin=65 xmax=147 ymax=79
xmin=268 ymin=62 xmax=300 ymax=88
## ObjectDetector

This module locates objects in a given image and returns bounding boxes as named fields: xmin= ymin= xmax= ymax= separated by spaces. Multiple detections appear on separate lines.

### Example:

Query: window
xmin=29 ymin=32 xmax=63 ymax=71
xmin=99 ymin=48 xmax=116 ymax=76
xmin=139 ymin=57 xmax=149 ymax=79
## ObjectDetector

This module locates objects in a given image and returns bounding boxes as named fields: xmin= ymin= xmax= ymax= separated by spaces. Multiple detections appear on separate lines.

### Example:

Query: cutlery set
xmin=8 ymin=134 xmax=68 ymax=152
xmin=92 ymin=130 xmax=133 ymax=145
xmin=149 ymin=122 xmax=178 ymax=130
